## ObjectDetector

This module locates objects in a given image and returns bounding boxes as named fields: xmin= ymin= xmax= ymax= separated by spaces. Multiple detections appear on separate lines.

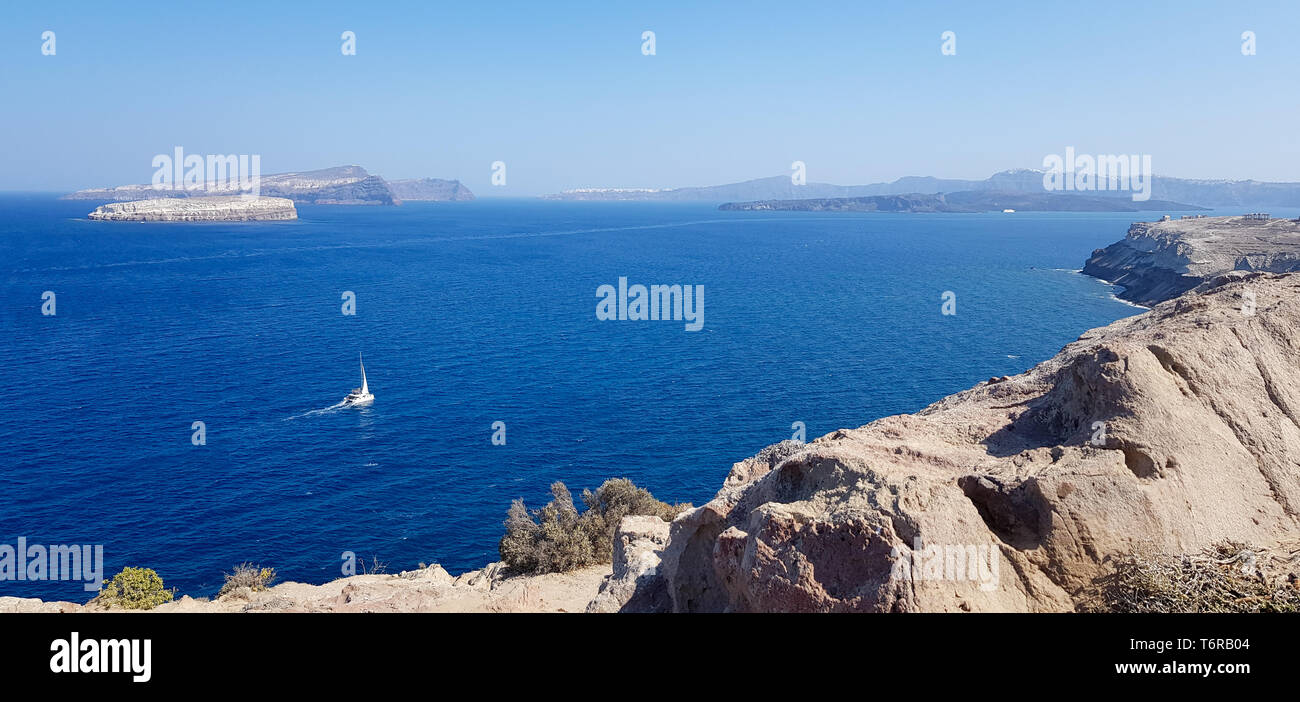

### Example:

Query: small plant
xmin=217 ymin=562 xmax=277 ymax=597
xmin=92 ymin=567 xmax=175 ymax=610
xmin=359 ymin=555 xmax=388 ymax=574
xmin=499 ymin=478 xmax=690 ymax=575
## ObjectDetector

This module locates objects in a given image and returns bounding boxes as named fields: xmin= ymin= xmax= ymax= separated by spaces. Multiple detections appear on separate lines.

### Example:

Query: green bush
xmin=218 ymin=563 xmax=277 ymax=597
xmin=93 ymin=567 xmax=174 ymax=610
xmin=499 ymin=478 xmax=689 ymax=575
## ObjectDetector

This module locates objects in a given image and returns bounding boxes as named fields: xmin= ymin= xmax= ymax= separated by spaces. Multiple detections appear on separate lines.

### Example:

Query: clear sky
xmin=2 ymin=0 xmax=1297 ymax=195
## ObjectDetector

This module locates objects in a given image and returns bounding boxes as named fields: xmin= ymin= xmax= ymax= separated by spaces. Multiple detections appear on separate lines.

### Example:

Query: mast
xmin=360 ymin=353 xmax=369 ymax=395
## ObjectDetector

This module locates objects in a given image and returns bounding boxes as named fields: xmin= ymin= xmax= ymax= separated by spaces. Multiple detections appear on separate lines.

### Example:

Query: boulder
xmin=587 ymin=515 xmax=672 ymax=612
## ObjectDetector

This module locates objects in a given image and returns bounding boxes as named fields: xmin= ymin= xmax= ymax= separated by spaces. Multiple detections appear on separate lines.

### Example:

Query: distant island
xmin=64 ymin=166 xmax=474 ymax=206
xmin=87 ymin=196 xmax=297 ymax=222
xmin=545 ymin=169 xmax=1300 ymax=209
xmin=387 ymin=178 xmax=476 ymax=201
xmin=718 ymin=191 xmax=1206 ymax=213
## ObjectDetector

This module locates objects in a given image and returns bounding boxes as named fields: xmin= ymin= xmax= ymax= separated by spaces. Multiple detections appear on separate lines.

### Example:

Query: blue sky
xmin=1 ymin=0 xmax=1297 ymax=194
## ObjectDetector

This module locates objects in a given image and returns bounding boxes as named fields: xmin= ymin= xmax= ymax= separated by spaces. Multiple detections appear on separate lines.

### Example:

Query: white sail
xmin=360 ymin=353 xmax=369 ymax=395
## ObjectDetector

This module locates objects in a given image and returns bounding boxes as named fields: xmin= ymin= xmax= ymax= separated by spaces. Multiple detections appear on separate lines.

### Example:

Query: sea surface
xmin=1 ymin=196 xmax=1187 ymax=600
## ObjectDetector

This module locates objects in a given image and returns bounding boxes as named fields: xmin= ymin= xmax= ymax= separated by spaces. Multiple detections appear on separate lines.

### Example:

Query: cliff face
xmin=273 ymin=173 xmax=396 ymax=205
xmin=87 ymin=196 xmax=297 ymax=222
xmin=646 ymin=273 xmax=1300 ymax=612
xmin=1083 ymin=216 xmax=1300 ymax=306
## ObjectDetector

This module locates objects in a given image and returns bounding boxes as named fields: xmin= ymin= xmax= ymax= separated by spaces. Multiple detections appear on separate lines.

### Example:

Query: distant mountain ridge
xmin=64 ymin=166 xmax=474 ymax=205
xmin=546 ymin=169 xmax=1300 ymax=208
xmin=719 ymin=191 xmax=1208 ymax=213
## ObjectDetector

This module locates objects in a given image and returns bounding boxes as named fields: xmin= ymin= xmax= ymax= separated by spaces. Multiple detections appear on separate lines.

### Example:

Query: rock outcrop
xmin=1083 ymin=215 xmax=1300 ymax=306
xmin=586 ymin=516 xmax=672 ymax=612
xmin=87 ymin=196 xmax=297 ymax=222
xmin=647 ymin=273 xmax=1300 ymax=612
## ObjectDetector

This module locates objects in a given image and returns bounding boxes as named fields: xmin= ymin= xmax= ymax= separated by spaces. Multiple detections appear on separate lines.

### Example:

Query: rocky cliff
xmin=87 ymin=196 xmax=297 ymax=222
xmin=1083 ymin=216 xmax=1300 ymax=306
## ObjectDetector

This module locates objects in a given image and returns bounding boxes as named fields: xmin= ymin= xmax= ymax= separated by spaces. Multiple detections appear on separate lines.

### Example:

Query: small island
xmin=87 ymin=196 xmax=298 ymax=222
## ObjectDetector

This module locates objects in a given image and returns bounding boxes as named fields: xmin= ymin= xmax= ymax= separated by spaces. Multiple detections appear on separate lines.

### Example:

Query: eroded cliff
xmin=1083 ymin=215 xmax=1300 ymax=306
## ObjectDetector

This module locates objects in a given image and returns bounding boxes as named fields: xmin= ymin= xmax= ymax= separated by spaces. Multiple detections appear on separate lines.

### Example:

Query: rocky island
xmin=87 ymin=196 xmax=298 ymax=222
xmin=1083 ymin=215 xmax=1300 ymax=306
xmin=66 ymin=166 xmax=474 ymax=206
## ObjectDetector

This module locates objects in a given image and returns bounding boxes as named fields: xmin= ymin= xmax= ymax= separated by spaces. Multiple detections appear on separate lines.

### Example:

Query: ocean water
xmin=1 ymin=195 xmax=1156 ymax=600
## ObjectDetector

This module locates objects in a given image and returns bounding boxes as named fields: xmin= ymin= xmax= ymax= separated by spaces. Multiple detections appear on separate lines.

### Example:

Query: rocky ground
xmin=0 ymin=562 xmax=610 ymax=613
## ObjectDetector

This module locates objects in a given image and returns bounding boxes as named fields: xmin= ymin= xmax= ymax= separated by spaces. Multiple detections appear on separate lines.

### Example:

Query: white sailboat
xmin=342 ymin=353 xmax=374 ymax=406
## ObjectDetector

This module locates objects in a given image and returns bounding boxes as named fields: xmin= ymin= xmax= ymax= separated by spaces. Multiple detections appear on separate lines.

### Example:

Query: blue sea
xmin=1 ymin=196 xmax=1171 ymax=600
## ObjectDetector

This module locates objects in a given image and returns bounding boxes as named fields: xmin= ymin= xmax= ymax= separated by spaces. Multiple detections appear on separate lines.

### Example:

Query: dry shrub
xmin=499 ymin=478 xmax=689 ymax=574
xmin=1084 ymin=540 xmax=1300 ymax=613
xmin=218 ymin=562 xmax=277 ymax=597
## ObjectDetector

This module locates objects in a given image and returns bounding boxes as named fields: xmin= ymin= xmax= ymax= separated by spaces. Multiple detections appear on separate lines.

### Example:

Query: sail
xmin=360 ymin=353 xmax=369 ymax=395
